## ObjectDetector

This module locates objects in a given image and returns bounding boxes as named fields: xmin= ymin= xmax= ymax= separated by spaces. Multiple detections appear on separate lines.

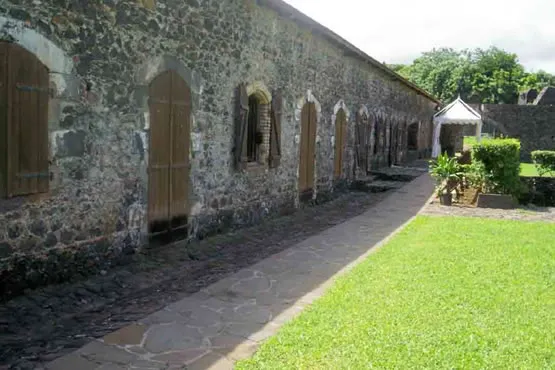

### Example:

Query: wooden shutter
xmin=5 ymin=43 xmax=49 ymax=197
xmin=334 ymin=108 xmax=347 ymax=179
xmin=307 ymin=103 xmax=317 ymax=190
xmin=354 ymin=112 xmax=362 ymax=170
xmin=0 ymin=43 xmax=8 ymax=198
xmin=269 ymin=90 xmax=282 ymax=168
xmin=234 ymin=83 xmax=249 ymax=170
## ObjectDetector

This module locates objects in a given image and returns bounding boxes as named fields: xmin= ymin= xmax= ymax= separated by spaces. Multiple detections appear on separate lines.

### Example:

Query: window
xmin=235 ymin=83 xmax=280 ymax=170
xmin=0 ymin=42 xmax=50 ymax=198
xmin=247 ymin=95 xmax=260 ymax=162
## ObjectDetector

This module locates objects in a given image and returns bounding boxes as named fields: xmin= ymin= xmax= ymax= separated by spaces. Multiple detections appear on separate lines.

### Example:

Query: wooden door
xmin=1 ymin=42 xmax=49 ymax=198
xmin=148 ymin=70 xmax=191 ymax=235
xmin=299 ymin=102 xmax=317 ymax=194
xmin=355 ymin=113 xmax=369 ymax=174
xmin=334 ymin=108 xmax=347 ymax=179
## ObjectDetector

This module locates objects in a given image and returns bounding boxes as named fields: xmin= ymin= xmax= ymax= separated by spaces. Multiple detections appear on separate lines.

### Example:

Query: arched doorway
xmin=148 ymin=70 xmax=191 ymax=236
xmin=407 ymin=122 xmax=419 ymax=151
xmin=299 ymin=102 xmax=317 ymax=198
xmin=334 ymin=108 xmax=347 ymax=179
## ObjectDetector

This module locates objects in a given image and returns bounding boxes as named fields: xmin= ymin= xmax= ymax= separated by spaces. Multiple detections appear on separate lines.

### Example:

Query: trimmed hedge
xmin=531 ymin=150 xmax=555 ymax=176
xmin=472 ymin=138 xmax=521 ymax=196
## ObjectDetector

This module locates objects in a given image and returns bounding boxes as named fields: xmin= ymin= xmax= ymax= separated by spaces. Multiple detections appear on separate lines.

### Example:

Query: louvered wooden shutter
xmin=354 ymin=111 xmax=361 ymax=170
xmin=4 ymin=43 xmax=49 ymax=197
xmin=234 ymin=83 xmax=249 ymax=170
xmin=0 ymin=43 xmax=8 ymax=198
xmin=269 ymin=90 xmax=282 ymax=168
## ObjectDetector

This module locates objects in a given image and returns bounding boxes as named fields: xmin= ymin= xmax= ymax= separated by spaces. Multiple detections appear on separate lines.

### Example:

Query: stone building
xmin=0 ymin=0 xmax=439 ymax=294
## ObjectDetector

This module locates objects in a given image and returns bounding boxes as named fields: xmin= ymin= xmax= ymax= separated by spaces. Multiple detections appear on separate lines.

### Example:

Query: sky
xmin=283 ymin=0 xmax=555 ymax=73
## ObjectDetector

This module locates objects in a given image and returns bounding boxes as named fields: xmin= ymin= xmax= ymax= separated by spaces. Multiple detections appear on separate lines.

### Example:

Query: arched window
xmin=1 ymin=42 xmax=50 ymax=198
xmin=235 ymin=83 xmax=280 ymax=169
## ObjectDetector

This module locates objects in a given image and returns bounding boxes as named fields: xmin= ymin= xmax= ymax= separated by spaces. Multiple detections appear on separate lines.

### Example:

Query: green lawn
xmin=521 ymin=163 xmax=555 ymax=177
xmin=237 ymin=216 xmax=555 ymax=369
xmin=462 ymin=137 xmax=552 ymax=177
xmin=463 ymin=135 xmax=491 ymax=148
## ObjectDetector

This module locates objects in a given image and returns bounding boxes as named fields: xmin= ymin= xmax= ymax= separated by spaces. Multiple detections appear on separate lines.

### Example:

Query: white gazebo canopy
xmin=432 ymin=96 xmax=483 ymax=158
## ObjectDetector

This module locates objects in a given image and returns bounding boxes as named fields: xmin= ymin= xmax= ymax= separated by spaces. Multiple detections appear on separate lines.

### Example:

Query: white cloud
xmin=283 ymin=0 xmax=555 ymax=73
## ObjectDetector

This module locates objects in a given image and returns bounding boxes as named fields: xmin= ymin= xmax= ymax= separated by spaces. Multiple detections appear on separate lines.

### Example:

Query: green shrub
xmin=429 ymin=153 xmax=463 ymax=195
xmin=472 ymin=138 xmax=521 ymax=196
xmin=531 ymin=150 xmax=555 ymax=177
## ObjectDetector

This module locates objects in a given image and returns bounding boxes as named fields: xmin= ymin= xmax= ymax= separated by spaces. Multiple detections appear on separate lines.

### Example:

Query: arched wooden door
xmin=148 ymin=70 xmax=191 ymax=235
xmin=299 ymin=102 xmax=317 ymax=197
xmin=334 ymin=108 xmax=347 ymax=179
xmin=0 ymin=42 xmax=50 ymax=198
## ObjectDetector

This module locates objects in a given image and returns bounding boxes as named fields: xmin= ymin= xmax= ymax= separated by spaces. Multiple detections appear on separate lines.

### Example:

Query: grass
xmin=463 ymin=137 xmax=553 ymax=178
xmin=236 ymin=216 xmax=555 ymax=369
xmin=520 ymin=163 xmax=555 ymax=178
xmin=463 ymin=135 xmax=492 ymax=148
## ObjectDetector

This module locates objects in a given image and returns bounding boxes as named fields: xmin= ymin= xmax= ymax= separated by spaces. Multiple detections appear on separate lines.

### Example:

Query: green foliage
xmin=531 ymin=150 xmax=555 ymax=177
xmin=429 ymin=152 xmax=463 ymax=195
xmin=472 ymin=139 xmax=521 ymax=195
xmin=461 ymin=162 xmax=488 ymax=191
xmin=520 ymin=70 xmax=555 ymax=92
xmin=237 ymin=216 xmax=555 ymax=369
xmin=396 ymin=46 xmax=555 ymax=104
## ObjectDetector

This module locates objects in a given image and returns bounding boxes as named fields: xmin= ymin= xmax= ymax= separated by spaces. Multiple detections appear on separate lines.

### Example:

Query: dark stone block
xmin=477 ymin=194 xmax=517 ymax=209
xmin=0 ymin=242 xmax=13 ymax=258
xmin=51 ymin=220 xmax=62 ymax=232
xmin=20 ymin=237 xmax=38 ymax=252
xmin=8 ymin=8 xmax=30 ymax=21
xmin=58 ymin=130 xmax=86 ymax=157
xmin=30 ymin=220 xmax=47 ymax=237
xmin=8 ymin=223 xmax=23 ymax=240
xmin=44 ymin=233 xmax=58 ymax=248
xmin=60 ymin=230 xmax=75 ymax=244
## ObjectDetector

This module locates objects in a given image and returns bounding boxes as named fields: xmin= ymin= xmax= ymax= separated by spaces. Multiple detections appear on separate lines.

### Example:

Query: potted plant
xmin=430 ymin=153 xmax=463 ymax=206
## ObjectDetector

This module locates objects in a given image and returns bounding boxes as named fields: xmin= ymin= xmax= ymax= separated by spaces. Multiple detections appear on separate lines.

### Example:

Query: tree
xmin=400 ymin=48 xmax=473 ymax=103
xmin=393 ymin=46 xmax=555 ymax=104
xmin=520 ymin=70 xmax=555 ymax=92
xmin=468 ymin=47 xmax=524 ymax=103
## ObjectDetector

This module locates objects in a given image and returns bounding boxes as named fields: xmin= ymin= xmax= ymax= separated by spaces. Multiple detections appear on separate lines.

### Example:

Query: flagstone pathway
xmin=46 ymin=173 xmax=434 ymax=370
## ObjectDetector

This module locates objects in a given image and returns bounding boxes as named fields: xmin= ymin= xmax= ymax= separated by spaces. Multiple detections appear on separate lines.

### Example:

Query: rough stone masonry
xmin=0 ymin=0 xmax=439 ymax=297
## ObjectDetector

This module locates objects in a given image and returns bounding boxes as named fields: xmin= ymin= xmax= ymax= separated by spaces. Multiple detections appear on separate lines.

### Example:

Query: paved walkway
xmin=47 ymin=174 xmax=434 ymax=370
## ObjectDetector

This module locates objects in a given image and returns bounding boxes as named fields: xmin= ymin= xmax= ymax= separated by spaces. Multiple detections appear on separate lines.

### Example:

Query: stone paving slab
xmin=46 ymin=174 xmax=434 ymax=370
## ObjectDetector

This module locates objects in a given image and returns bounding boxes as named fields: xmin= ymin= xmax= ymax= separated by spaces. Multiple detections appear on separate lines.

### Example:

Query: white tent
xmin=432 ymin=97 xmax=483 ymax=158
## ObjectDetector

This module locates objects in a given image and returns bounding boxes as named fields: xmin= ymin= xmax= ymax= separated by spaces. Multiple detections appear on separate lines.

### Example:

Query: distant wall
xmin=479 ymin=105 xmax=555 ymax=161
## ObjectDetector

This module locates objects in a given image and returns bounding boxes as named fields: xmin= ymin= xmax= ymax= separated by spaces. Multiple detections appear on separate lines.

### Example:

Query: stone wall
xmin=519 ymin=177 xmax=555 ymax=207
xmin=480 ymin=105 xmax=555 ymax=161
xmin=0 ymin=0 xmax=438 ymax=295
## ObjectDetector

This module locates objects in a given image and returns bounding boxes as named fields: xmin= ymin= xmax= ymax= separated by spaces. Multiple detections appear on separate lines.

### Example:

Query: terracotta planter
xmin=439 ymin=193 xmax=452 ymax=206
